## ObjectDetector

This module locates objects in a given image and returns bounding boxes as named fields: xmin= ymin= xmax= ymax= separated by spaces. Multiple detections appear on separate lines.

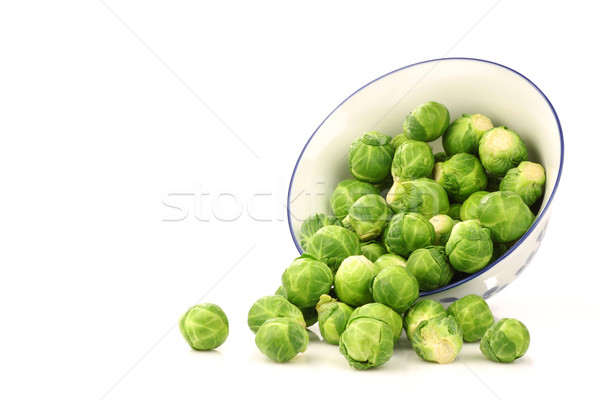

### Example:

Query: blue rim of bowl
xmin=286 ymin=57 xmax=564 ymax=297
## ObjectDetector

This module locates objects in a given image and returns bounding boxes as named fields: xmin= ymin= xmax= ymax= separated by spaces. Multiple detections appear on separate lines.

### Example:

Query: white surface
xmin=0 ymin=1 xmax=597 ymax=399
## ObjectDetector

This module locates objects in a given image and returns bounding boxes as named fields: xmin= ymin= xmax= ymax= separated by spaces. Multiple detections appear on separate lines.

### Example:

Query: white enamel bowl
xmin=287 ymin=58 xmax=563 ymax=305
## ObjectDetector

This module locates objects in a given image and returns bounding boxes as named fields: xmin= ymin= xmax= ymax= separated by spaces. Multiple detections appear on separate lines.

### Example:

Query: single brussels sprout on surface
xmin=442 ymin=113 xmax=493 ymax=156
xmin=315 ymin=294 xmax=354 ymax=344
xmin=348 ymin=303 xmax=403 ymax=342
xmin=479 ymin=127 xmax=528 ymax=176
xmin=499 ymin=161 xmax=546 ymax=206
xmin=299 ymin=213 xmax=342 ymax=250
xmin=348 ymin=131 xmax=395 ymax=184
xmin=247 ymin=295 xmax=306 ymax=333
xmin=480 ymin=318 xmax=530 ymax=363
xmin=383 ymin=212 xmax=436 ymax=257
xmin=434 ymin=151 xmax=449 ymax=163
xmin=429 ymin=214 xmax=456 ymax=246
xmin=305 ymin=225 xmax=361 ymax=272
xmin=334 ymin=255 xmax=380 ymax=307
xmin=447 ymin=294 xmax=495 ymax=342
xmin=179 ymin=303 xmax=229 ymax=351
xmin=386 ymin=178 xmax=450 ymax=218
xmin=447 ymin=203 xmax=462 ymax=221
xmin=478 ymin=191 xmax=535 ymax=243
xmin=445 ymin=220 xmax=494 ymax=273
xmin=374 ymin=253 xmax=407 ymax=271
xmin=255 ymin=317 xmax=309 ymax=363
xmin=390 ymin=133 xmax=408 ymax=149
xmin=281 ymin=254 xmax=333 ymax=308
xmin=372 ymin=265 xmax=420 ymax=314
xmin=330 ymin=179 xmax=379 ymax=220
xmin=390 ymin=140 xmax=435 ymax=182
xmin=403 ymin=101 xmax=450 ymax=142
xmin=411 ymin=315 xmax=463 ymax=364
xmin=361 ymin=241 xmax=388 ymax=263
xmin=339 ymin=317 xmax=395 ymax=369
xmin=346 ymin=194 xmax=391 ymax=241
xmin=403 ymin=299 xmax=447 ymax=342
xmin=406 ymin=246 xmax=454 ymax=291
xmin=460 ymin=191 xmax=490 ymax=221
xmin=433 ymin=153 xmax=488 ymax=202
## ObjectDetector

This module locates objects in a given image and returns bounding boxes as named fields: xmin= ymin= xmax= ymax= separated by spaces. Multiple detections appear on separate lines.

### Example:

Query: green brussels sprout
xmin=403 ymin=101 xmax=450 ymax=142
xmin=255 ymin=317 xmax=309 ymax=363
xmin=330 ymin=179 xmax=379 ymax=220
xmin=491 ymin=242 xmax=510 ymax=262
xmin=274 ymin=285 xmax=286 ymax=297
xmin=480 ymin=318 xmax=530 ymax=363
xmin=446 ymin=203 xmax=462 ymax=221
xmin=479 ymin=127 xmax=528 ymax=176
xmin=247 ymin=295 xmax=306 ymax=333
xmin=499 ymin=161 xmax=546 ymax=206
xmin=390 ymin=140 xmax=435 ymax=182
xmin=374 ymin=253 xmax=407 ymax=271
xmin=299 ymin=213 xmax=342 ymax=250
xmin=274 ymin=286 xmax=318 ymax=327
xmin=486 ymin=171 xmax=503 ymax=192
xmin=406 ymin=246 xmax=454 ymax=291
xmin=390 ymin=133 xmax=408 ymax=149
xmin=433 ymin=153 xmax=488 ymax=202
xmin=478 ymin=191 xmax=535 ymax=243
xmin=281 ymin=254 xmax=333 ymax=308
xmin=386 ymin=178 xmax=450 ymax=218
xmin=305 ymin=225 xmax=361 ymax=272
xmin=383 ymin=212 xmax=436 ymax=257
xmin=434 ymin=151 xmax=449 ymax=163
xmin=179 ymin=303 xmax=229 ymax=351
xmin=348 ymin=302 xmax=404 ymax=342
xmin=459 ymin=191 xmax=490 ymax=221
xmin=371 ymin=265 xmax=419 ymax=314
xmin=445 ymin=220 xmax=494 ymax=273
xmin=411 ymin=315 xmax=463 ymax=364
xmin=360 ymin=241 xmax=388 ymax=263
xmin=315 ymin=294 xmax=354 ymax=344
xmin=429 ymin=214 xmax=456 ymax=246
xmin=348 ymin=131 xmax=395 ymax=184
xmin=442 ymin=113 xmax=493 ymax=155
xmin=333 ymin=255 xmax=380 ymax=307
xmin=345 ymin=194 xmax=391 ymax=241
xmin=447 ymin=294 xmax=495 ymax=342
xmin=339 ymin=317 xmax=395 ymax=369
xmin=403 ymin=299 xmax=447 ymax=342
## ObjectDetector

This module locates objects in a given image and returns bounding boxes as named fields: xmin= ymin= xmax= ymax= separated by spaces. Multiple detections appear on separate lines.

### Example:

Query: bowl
xmin=287 ymin=58 xmax=563 ymax=305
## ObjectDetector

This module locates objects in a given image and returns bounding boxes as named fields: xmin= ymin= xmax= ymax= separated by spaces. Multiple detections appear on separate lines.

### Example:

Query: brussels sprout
xmin=478 ymin=191 xmax=535 ymax=243
xmin=390 ymin=140 xmax=435 ymax=182
xmin=446 ymin=203 xmax=462 ymax=221
xmin=179 ymin=303 xmax=229 ymax=351
xmin=383 ymin=212 xmax=436 ymax=257
xmin=339 ymin=317 xmax=395 ymax=369
xmin=361 ymin=241 xmax=388 ymax=263
xmin=330 ymin=179 xmax=379 ymax=220
xmin=315 ymin=294 xmax=354 ymax=344
xmin=247 ymin=295 xmax=306 ymax=333
xmin=445 ymin=220 xmax=494 ymax=273
xmin=348 ymin=131 xmax=395 ymax=184
xmin=305 ymin=225 xmax=361 ymax=272
xmin=348 ymin=303 xmax=404 ymax=342
xmin=433 ymin=153 xmax=488 ymax=202
xmin=459 ymin=191 xmax=490 ymax=221
xmin=345 ymin=194 xmax=391 ymax=241
xmin=486 ymin=171 xmax=503 ymax=192
xmin=406 ymin=246 xmax=454 ymax=291
xmin=499 ymin=161 xmax=546 ymax=206
xmin=274 ymin=286 xmax=286 ymax=297
xmin=386 ymin=178 xmax=450 ymax=218
xmin=371 ymin=265 xmax=419 ymax=314
xmin=403 ymin=101 xmax=450 ymax=142
xmin=479 ymin=127 xmax=528 ymax=176
xmin=274 ymin=286 xmax=318 ymax=327
xmin=480 ymin=318 xmax=530 ymax=363
xmin=434 ymin=152 xmax=449 ymax=163
xmin=374 ymin=253 xmax=407 ymax=271
xmin=403 ymin=299 xmax=447 ymax=342
xmin=447 ymin=294 xmax=495 ymax=342
xmin=429 ymin=214 xmax=456 ymax=246
xmin=442 ymin=113 xmax=493 ymax=155
xmin=390 ymin=133 xmax=408 ymax=149
xmin=281 ymin=254 xmax=333 ymax=308
xmin=299 ymin=213 xmax=342 ymax=250
xmin=255 ymin=317 xmax=309 ymax=363
xmin=334 ymin=255 xmax=380 ymax=307
xmin=411 ymin=315 xmax=463 ymax=364
xmin=491 ymin=242 xmax=510 ymax=262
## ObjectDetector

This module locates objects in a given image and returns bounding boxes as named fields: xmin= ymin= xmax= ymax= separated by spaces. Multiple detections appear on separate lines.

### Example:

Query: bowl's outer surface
xmin=287 ymin=58 xmax=563 ymax=302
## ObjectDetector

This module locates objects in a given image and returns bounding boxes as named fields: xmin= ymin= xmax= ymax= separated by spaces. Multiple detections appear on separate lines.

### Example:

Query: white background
xmin=0 ymin=1 xmax=597 ymax=399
